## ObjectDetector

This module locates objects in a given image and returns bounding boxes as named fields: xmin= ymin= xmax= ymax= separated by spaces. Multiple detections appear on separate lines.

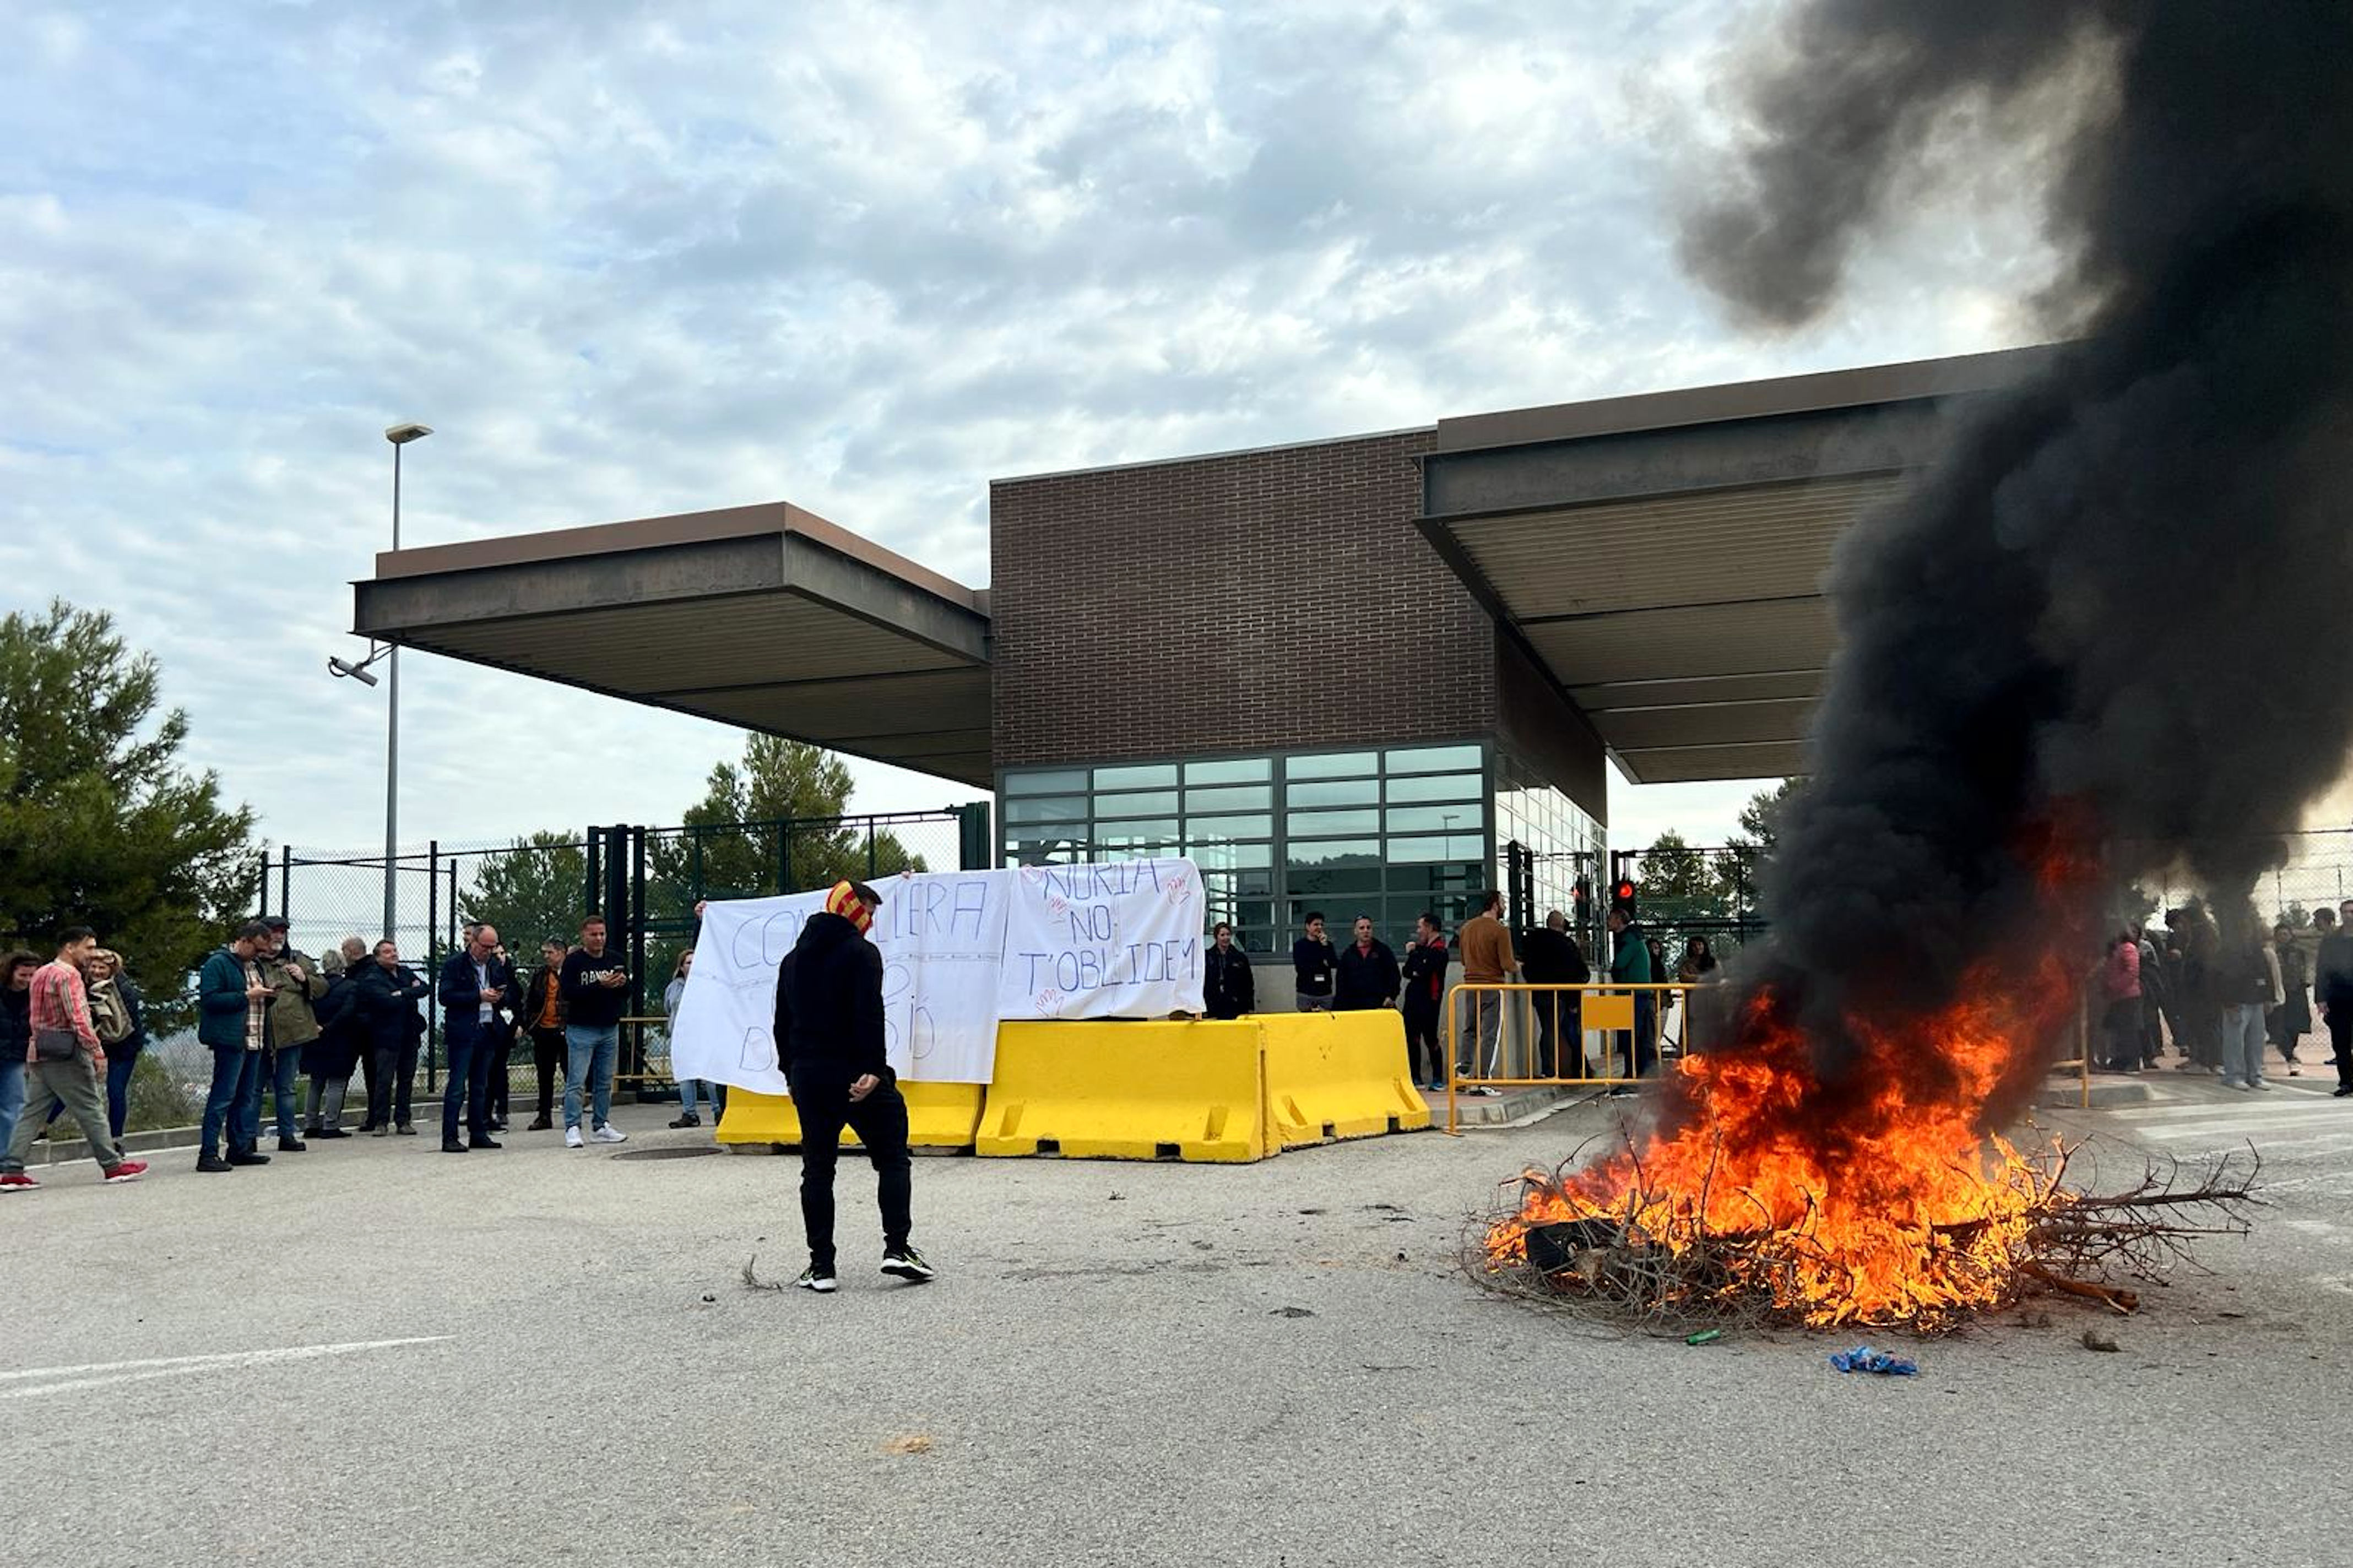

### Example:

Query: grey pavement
xmin=3 ymin=1075 xmax=2348 ymax=1567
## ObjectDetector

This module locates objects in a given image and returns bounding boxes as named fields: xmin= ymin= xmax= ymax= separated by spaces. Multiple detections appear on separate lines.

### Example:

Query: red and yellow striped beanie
xmin=825 ymin=880 xmax=873 ymax=934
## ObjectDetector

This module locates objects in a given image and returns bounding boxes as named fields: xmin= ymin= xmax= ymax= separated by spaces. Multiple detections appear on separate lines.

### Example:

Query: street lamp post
xmin=331 ymin=422 xmax=431 ymax=943
xmin=380 ymin=423 xmax=431 ymax=940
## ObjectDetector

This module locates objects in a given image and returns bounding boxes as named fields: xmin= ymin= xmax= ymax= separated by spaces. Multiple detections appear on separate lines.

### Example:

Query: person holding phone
xmin=559 ymin=915 xmax=630 ymax=1147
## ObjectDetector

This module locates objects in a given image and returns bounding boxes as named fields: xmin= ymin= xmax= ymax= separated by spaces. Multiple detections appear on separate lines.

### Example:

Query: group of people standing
xmin=2100 ymin=899 xmax=2353 ymax=1097
xmin=1 ymin=928 xmax=153 ymax=1189
xmin=1202 ymin=894 xmax=1718 ymax=1095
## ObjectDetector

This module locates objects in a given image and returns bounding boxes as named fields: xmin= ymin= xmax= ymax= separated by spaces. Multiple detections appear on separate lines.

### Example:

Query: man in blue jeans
xmin=437 ymin=921 xmax=512 ymax=1152
xmin=559 ymin=915 xmax=629 ymax=1148
xmin=195 ymin=922 xmax=278 ymax=1172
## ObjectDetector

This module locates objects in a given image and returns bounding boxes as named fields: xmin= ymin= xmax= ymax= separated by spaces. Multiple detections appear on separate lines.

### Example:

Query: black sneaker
xmin=226 ymin=1151 xmax=272 ymax=1166
xmin=313 ymin=1128 xmax=351 ymax=1140
xmin=667 ymin=1114 xmax=700 ymax=1129
xmin=395 ymin=1124 xmax=417 ymax=1136
xmin=470 ymin=1136 xmax=502 ymax=1151
xmin=441 ymin=1141 xmax=469 ymax=1153
xmin=196 ymin=1153 xmax=233 ymax=1173
xmin=2336 ymin=1086 xmax=2353 ymax=1098
xmin=796 ymin=1265 xmax=838 ymax=1294
xmin=278 ymin=1137 xmax=308 ymax=1153
xmin=880 ymin=1246 xmax=936 ymax=1284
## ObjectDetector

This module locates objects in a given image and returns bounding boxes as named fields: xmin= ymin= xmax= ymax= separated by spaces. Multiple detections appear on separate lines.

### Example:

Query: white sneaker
xmin=565 ymin=1125 xmax=584 ymax=1148
xmin=2222 ymin=1079 xmax=2251 ymax=1092
xmin=592 ymin=1125 xmax=627 ymax=1144
xmin=2249 ymin=1078 xmax=2274 ymax=1092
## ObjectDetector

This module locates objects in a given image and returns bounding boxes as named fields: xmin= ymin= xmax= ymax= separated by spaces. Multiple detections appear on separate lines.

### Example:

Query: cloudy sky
xmin=3 ymin=0 xmax=2059 ymax=858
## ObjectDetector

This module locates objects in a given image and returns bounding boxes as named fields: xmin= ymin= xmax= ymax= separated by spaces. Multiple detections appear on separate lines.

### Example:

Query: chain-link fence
xmin=247 ymin=807 xmax=986 ymax=1108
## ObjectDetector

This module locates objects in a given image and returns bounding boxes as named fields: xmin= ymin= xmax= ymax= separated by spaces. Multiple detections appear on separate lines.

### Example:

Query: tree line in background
xmin=0 ymin=600 xmax=918 ymax=1033
xmin=1634 ymin=779 xmax=1800 ymax=923
xmin=458 ymin=735 xmax=928 ymax=974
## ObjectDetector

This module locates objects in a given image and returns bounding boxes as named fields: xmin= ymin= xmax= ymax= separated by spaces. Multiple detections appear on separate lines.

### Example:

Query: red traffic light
xmin=1614 ymin=881 xmax=1636 ymax=900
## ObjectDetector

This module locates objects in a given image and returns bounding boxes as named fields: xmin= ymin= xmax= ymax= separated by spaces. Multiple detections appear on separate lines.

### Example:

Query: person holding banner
xmin=773 ymin=880 xmax=934 ymax=1293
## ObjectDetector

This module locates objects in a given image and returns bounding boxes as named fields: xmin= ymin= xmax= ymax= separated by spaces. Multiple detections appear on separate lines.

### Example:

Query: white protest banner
xmin=671 ymin=870 xmax=1011 ymax=1090
xmin=671 ymin=859 xmax=1202 ymax=1092
xmin=999 ymin=857 xmax=1205 ymax=1019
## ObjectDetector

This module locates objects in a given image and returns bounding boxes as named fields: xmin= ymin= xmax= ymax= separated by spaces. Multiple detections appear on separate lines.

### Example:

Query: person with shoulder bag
xmin=1 ymin=927 xmax=146 ymax=1190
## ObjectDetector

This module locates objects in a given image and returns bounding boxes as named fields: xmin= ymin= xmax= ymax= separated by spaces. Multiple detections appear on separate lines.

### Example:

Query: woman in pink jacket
xmin=2101 ymin=930 xmax=2144 ymax=1073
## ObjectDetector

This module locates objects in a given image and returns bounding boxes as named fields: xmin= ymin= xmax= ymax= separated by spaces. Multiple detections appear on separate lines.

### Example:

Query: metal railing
xmin=1441 ymin=981 xmax=1694 ymax=1133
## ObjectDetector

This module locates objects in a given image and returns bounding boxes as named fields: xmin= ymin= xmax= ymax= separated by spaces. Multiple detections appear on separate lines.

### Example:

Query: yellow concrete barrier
xmin=1258 ymin=1009 xmax=1432 ymax=1151
xmin=977 ymin=1018 xmax=1268 ymax=1162
xmin=715 ymin=1082 xmax=986 ymax=1151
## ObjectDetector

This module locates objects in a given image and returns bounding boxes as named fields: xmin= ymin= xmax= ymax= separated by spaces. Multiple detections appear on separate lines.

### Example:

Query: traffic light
xmin=1611 ymin=878 xmax=1638 ymax=920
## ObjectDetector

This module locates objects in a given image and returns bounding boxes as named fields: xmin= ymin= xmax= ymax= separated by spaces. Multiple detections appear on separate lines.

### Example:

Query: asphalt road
xmin=4 ymin=1074 xmax=2346 ymax=1567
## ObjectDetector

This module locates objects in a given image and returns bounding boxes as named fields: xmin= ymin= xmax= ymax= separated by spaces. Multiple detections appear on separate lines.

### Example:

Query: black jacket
xmin=355 ymin=961 xmax=431 ymax=1050
xmin=0 ymin=986 xmax=26 ymax=1061
xmin=308 ymin=972 xmax=365 ymax=1078
xmin=1292 ymin=936 xmax=1338 ymax=998
xmin=2317 ymin=930 xmax=2353 ymax=1007
xmin=1335 ymin=940 xmax=1400 ymax=1010
xmin=772 ymin=911 xmax=891 ymax=1084
xmin=1521 ymin=927 xmax=1590 ymax=988
xmin=1203 ymin=944 xmax=1255 ymax=1020
xmin=438 ymin=948 xmax=517 ymax=1031
xmin=1401 ymin=938 xmax=1449 ymax=1014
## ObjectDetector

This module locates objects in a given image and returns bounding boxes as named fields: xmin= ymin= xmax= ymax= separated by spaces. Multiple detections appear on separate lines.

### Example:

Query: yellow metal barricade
xmin=1441 ymin=981 xmax=1693 ymax=1135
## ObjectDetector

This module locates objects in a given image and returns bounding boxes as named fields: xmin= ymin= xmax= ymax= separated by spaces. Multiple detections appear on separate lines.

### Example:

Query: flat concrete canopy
xmin=1418 ymin=345 xmax=2056 ymax=784
xmin=354 ymin=501 xmax=994 ymax=786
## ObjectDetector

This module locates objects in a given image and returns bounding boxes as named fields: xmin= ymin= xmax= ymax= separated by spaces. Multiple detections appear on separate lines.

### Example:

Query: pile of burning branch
xmin=1470 ymin=1125 xmax=2259 ymax=1336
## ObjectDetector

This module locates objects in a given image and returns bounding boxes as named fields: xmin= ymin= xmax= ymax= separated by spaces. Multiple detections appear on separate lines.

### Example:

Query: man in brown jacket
xmin=257 ymin=916 xmax=327 ymax=1153
xmin=1456 ymin=890 xmax=1516 ymax=1090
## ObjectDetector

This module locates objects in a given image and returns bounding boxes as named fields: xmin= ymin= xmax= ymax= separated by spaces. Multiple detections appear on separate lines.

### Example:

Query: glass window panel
xmin=1004 ymin=768 xmax=1088 ymax=795
xmin=1385 ymin=744 xmax=1483 ymax=774
xmin=1093 ymin=789 xmax=1180 ymax=818
xmin=1004 ymin=828 xmax=1088 ymax=854
xmin=1186 ymin=840 xmax=1273 ymax=870
xmin=1286 ymin=778 xmax=1379 ymax=807
xmin=1387 ymin=805 xmax=1482 ymax=834
xmin=1185 ymin=757 xmax=1272 ymax=784
xmin=1285 ymin=865 xmax=1384 ymax=897
xmin=1094 ymin=763 xmax=1179 ymax=790
xmin=1183 ymin=812 xmax=1272 ymax=840
xmin=1385 ymin=772 xmax=1484 ymax=805
xmin=1005 ymin=845 xmax=1082 ymax=867
xmin=1002 ymin=795 xmax=1088 ymax=825
xmin=1289 ymin=838 xmax=1374 ymax=871
xmin=1091 ymin=816 xmax=1179 ymax=842
xmin=1184 ymin=784 xmax=1272 ymax=811
xmin=1287 ymin=807 xmax=1381 ymax=837
xmin=1286 ymin=750 xmax=1378 ymax=780
xmin=1389 ymin=833 xmax=1489 ymax=864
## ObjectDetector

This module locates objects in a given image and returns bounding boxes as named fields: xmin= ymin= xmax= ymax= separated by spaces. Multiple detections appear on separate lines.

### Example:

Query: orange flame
xmin=1492 ymin=825 xmax=2099 ymax=1328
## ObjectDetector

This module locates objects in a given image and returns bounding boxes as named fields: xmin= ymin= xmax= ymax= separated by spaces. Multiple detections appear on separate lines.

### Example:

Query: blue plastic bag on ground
xmin=1828 ymin=1344 xmax=1917 ymax=1375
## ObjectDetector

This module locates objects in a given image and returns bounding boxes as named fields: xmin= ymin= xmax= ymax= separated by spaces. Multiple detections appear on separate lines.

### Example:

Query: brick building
xmin=357 ymin=347 xmax=2044 ymax=954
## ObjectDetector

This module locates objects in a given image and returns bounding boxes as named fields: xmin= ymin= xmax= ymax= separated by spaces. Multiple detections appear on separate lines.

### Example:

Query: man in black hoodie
xmin=773 ymin=880 xmax=932 ymax=1293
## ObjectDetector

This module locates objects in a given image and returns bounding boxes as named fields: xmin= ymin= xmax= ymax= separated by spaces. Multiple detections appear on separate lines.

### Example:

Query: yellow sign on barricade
xmin=978 ymin=1018 xmax=1268 ymax=1162
xmin=716 ymin=1082 xmax=988 ymax=1151
xmin=1258 ymin=1010 xmax=1432 ymax=1151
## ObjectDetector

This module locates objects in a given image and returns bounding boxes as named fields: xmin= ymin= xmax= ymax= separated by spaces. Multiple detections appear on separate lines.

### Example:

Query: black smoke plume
xmin=1684 ymin=3 xmax=2353 ymax=1071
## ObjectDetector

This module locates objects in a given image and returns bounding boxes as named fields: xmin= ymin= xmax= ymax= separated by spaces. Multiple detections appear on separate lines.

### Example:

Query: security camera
xmin=328 ymin=656 xmax=380 ymax=687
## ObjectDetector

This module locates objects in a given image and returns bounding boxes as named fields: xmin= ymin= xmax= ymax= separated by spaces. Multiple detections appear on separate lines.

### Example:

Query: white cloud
xmin=2 ymin=0 xmax=2054 ymax=857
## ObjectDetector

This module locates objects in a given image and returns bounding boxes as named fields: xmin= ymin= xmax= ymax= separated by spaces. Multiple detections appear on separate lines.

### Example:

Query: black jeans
xmin=442 ymin=1017 xmax=495 ymax=1145
xmin=368 ymin=1037 xmax=420 ymax=1129
xmin=2329 ymin=1005 xmax=2353 ymax=1090
xmin=1529 ymin=992 xmax=1582 ymax=1078
xmin=788 ymin=1066 xmax=913 ymax=1272
xmin=1615 ymin=994 xmax=1658 ymax=1078
xmin=1401 ymin=1002 xmax=1444 ymax=1084
xmin=529 ymin=1027 xmax=567 ymax=1121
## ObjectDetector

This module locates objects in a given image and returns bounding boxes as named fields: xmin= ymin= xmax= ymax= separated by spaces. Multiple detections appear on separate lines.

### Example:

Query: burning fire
xmin=1488 ymin=956 xmax=2084 ymax=1328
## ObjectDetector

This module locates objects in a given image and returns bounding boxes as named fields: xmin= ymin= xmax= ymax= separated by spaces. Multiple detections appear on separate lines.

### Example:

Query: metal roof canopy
xmin=354 ymin=501 xmax=994 ymax=787
xmin=1417 ymin=345 xmax=2056 ymax=785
